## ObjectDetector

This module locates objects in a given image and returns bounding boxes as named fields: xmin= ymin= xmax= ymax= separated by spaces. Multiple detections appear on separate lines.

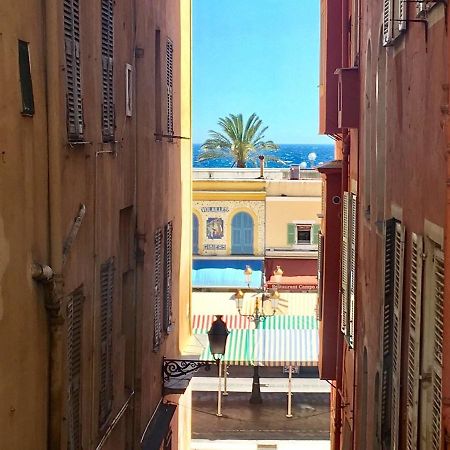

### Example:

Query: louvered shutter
xmin=348 ymin=194 xmax=357 ymax=348
xmin=431 ymin=249 xmax=444 ymax=450
xmin=406 ymin=234 xmax=423 ymax=450
xmin=311 ymin=224 xmax=320 ymax=246
xmin=99 ymin=258 xmax=115 ymax=427
xmin=341 ymin=192 xmax=350 ymax=335
xmin=101 ymin=0 xmax=115 ymax=142
xmin=153 ymin=229 xmax=163 ymax=351
xmin=287 ymin=223 xmax=296 ymax=245
xmin=163 ymin=222 xmax=173 ymax=333
xmin=383 ymin=0 xmax=393 ymax=46
xmin=64 ymin=0 xmax=84 ymax=141
xmin=67 ymin=287 xmax=84 ymax=450
xmin=381 ymin=218 xmax=396 ymax=447
xmin=417 ymin=1 xmax=427 ymax=15
xmin=166 ymin=39 xmax=174 ymax=137
xmin=399 ymin=0 xmax=407 ymax=31
xmin=391 ymin=222 xmax=405 ymax=450
xmin=317 ymin=232 xmax=324 ymax=321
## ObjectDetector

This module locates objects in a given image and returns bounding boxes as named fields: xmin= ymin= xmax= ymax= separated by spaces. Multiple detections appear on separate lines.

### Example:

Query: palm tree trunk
xmin=237 ymin=160 xmax=246 ymax=168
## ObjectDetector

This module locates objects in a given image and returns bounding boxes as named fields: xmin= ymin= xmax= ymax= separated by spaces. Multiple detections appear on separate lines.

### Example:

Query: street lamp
xmin=234 ymin=265 xmax=282 ymax=404
xmin=208 ymin=315 xmax=229 ymax=416
xmin=162 ymin=316 xmax=229 ymax=416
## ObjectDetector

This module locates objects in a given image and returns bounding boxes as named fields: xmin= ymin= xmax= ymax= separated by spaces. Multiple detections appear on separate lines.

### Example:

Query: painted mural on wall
xmin=206 ymin=217 xmax=224 ymax=240
xmin=193 ymin=201 xmax=265 ymax=256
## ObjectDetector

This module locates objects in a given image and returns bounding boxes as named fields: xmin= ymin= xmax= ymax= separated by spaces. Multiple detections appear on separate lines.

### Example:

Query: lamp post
xmin=234 ymin=265 xmax=282 ymax=404
xmin=208 ymin=315 xmax=230 ymax=416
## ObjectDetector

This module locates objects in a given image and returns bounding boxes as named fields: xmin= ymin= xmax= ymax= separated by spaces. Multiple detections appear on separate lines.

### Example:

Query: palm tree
xmin=198 ymin=113 xmax=281 ymax=168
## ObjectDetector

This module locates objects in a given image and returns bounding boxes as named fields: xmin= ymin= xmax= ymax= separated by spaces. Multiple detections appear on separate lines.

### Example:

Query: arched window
xmin=193 ymin=214 xmax=199 ymax=254
xmin=231 ymin=212 xmax=254 ymax=255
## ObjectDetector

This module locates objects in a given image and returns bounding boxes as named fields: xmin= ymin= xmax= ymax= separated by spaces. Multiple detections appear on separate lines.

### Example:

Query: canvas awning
xmin=198 ymin=327 xmax=318 ymax=367
xmin=192 ymin=314 xmax=318 ymax=332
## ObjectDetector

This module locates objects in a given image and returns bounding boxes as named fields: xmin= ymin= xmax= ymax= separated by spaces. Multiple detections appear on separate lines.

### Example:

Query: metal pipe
xmin=31 ymin=263 xmax=54 ymax=282
xmin=223 ymin=362 xmax=228 ymax=396
xmin=286 ymin=365 xmax=293 ymax=418
xmin=217 ymin=360 xmax=223 ymax=417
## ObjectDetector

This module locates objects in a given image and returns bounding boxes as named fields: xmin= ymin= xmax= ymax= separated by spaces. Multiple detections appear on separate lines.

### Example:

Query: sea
xmin=193 ymin=143 xmax=334 ymax=169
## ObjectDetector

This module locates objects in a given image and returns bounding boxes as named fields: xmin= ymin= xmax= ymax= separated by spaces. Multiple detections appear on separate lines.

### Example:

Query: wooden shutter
xmin=153 ymin=229 xmax=163 ymax=351
xmin=64 ymin=0 xmax=84 ymax=140
xmin=67 ymin=287 xmax=84 ymax=450
xmin=381 ymin=218 xmax=396 ymax=447
xmin=163 ymin=222 xmax=173 ymax=333
xmin=391 ymin=222 xmax=405 ymax=450
xmin=166 ymin=39 xmax=174 ymax=137
xmin=431 ymin=248 xmax=444 ymax=450
xmin=317 ymin=232 xmax=324 ymax=321
xmin=399 ymin=0 xmax=407 ymax=31
xmin=287 ymin=223 xmax=296 ymax=245
xmin=99 ymin=258 xmax=115 ymax=427
xmin=383 ymin=0 xmax=393 ymax=46
xmin=341 ymin=192 xmax=350 ymax=335
xmin=101 ymin=0 xmax=115 ymax=142
xmin=406 ymin=234 xmax=423 ymax=450
xmin=311 ymin=224 xmax=320 ymax=246
xmin=348 ymin=194 xmax=357 ymax=348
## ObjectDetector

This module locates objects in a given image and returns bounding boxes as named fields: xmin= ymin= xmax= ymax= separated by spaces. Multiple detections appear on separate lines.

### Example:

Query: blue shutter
xmin=232 ymin=212 xmax=254 ymax=254
xmin=192 ymin=214 xmax=199 ymax=254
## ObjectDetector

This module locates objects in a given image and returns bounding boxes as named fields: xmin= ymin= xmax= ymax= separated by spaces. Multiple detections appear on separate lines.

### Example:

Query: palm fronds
xmin=199 ymin=113 xmax=281 ymax=168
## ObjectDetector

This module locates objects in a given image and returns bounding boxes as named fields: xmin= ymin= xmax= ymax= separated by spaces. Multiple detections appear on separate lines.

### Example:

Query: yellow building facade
xmin=192 ymin=169 xmax=321 ymax=282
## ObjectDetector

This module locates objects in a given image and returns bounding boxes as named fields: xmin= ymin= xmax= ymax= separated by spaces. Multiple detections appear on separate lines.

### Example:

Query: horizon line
xmin=192 ymin=142 xmax=335 ymax=146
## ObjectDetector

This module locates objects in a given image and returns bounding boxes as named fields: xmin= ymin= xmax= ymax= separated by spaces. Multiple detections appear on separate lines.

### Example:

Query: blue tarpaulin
xmin=192 ymin=259 xmax=263 ymax=288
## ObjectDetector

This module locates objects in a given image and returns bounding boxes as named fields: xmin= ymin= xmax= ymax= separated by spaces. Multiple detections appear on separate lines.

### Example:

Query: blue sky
xmin=193 ymin=0 xmax=332 ymax=145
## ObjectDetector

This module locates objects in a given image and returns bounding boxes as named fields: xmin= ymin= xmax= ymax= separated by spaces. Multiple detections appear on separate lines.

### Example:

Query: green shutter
xmin=287 ymin=224 xmax=296 ymax=245
xmin=311 ymin=224 xmax=320 ymax=245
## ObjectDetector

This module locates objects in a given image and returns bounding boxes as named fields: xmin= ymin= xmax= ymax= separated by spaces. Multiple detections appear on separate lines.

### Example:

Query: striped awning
xmin=200 ymin=329 xmax=254 ymax=366
xmin=254 ymin=329 xmax=318 ymax=367
xmin=192 ymin=314 xmax=318 ymax=333
xmin=198 ymin=328 xmax=318 ymax=367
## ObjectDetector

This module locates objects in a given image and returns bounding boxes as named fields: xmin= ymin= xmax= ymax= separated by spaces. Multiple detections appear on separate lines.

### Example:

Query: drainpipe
xmin=44 ymin=0 xmax=65 ymax=448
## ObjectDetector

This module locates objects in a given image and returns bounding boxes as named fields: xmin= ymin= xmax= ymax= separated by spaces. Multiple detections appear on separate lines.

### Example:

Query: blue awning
xmin=192 ymin=267 xmax=262 ymax=288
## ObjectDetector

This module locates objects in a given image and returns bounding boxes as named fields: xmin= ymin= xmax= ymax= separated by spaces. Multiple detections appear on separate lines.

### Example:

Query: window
xmin=67 ymin=287 xmax=84 ymax=450
xmin=231 ymin=212 xmax=253 ymax=255
xmin=341 ymin=193 xmax=357 ymax=347
xmin=193 ymin=214 xmax=199 ymax=255
xmin=155 ymin=30 xmax=162 ymax=139
xmin=18 ymin=40 xmax=34 ymax=116
xmin=163 ymin=222 xmax=173 ymax=333
xmin=287 ymin=223 xmax=320 ymax=247
xmin=101 ymin=0 xmax=115 ymax=142
xmin=64 ymin=0 xmax=84 ymax=140
xmin=296 ymin=225 xmax=311 ymax=245
xmin=383 ymin=0 xmax=408 ymax=46
xmin=166 ymin=38 xmax=174 ymax=138
xmin=153 ymin=229 xmax=163 ymax=351
xmin=380 ymin=219 xmax=405 ymax=449
xmin=99 ymin=258 xmax=115 ymax=428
